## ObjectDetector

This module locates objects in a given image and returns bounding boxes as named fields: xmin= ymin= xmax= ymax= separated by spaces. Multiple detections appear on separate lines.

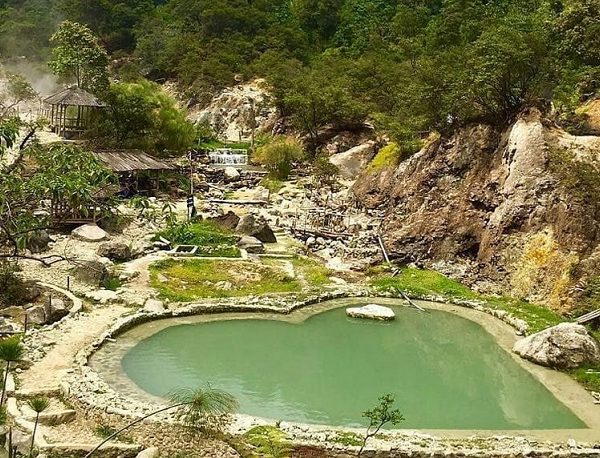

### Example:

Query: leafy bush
xmin=254 ymin=136 xmax=305 ymax=179
xmin=0 ymin=261 xmax=28 ymax=307
xmin=89 ymin=80 xmax=195 ymax=155
xmin=312 ymin=155 xmax=339 ymax=189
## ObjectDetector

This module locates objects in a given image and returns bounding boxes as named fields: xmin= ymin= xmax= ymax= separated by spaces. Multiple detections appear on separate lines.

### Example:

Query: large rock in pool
xmin=513 ymin=322 xmax=600 ymax=369
xmin=72 ymin=223 xmax=107 ymax=242
xmin=346 ymin=304 xmax=395 ymax=321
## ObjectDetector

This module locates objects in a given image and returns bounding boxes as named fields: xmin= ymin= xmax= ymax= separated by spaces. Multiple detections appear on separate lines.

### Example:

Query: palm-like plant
xmin=84 ymin=385 xmax=238 ymax=457
xmin=27 ymin=396 xmax=49 ymax=457
xmin=0 ymin=336 xmax=25 ymax=405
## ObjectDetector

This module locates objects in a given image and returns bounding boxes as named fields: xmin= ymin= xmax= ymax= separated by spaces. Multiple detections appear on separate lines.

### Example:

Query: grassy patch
xmin=370 ymin=267 xmax=477 ymax=299
xmin=291 ymin=256 xmax=331 ymax=286
xmin=570 ymin=365 xmax=600 ymax=392
xmin=262 ymin=256 xmax=332 ymax=288
xmin=370 ymin=266 xmax=562 ymax=333
xmin=260 ymin=176 xmax=284 ymax=194
xmin=155 ymin=220 xmax=241 ymax=258
xmin=150 ymin=258 xmax=300 ymax=301
xmin=331 ymin=431 xmax=362 ymax=447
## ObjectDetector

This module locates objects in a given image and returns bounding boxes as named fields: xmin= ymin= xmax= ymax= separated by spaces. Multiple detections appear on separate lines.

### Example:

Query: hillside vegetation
xmin=0 ymin=0 xmax=598 ymax=148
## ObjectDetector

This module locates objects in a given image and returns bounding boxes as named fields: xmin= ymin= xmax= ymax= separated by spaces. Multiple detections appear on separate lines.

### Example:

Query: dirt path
xmin=20 ymin=303 xmax=129 ymax=394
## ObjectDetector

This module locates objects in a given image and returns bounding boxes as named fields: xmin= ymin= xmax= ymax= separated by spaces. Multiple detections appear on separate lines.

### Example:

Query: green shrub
xmin=254 ymin=136 xmax=305 ymax=179
xmin=0 ymin=261 xmax=28 ymax=307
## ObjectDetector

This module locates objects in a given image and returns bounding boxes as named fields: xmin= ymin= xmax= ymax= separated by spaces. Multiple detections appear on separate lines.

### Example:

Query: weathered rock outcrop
xmin=329 ymin=141 xmax=377 ymax=179
xmin=190 ymin=79 xmax=277 ymax=141
xmin=97 ymin=241 xmax=133 ymax=262
xmin=513 ymin=323 xmax=600 ymax=369
xmin=236 ymin=214 xmax=276 ymax=243
xmin=352 ymin=109 xmax=600 ymax=310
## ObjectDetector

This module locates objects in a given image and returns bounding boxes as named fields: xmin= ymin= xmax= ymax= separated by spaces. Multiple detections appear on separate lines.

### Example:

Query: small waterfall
xmin=209 ymin=148 xmax=248 ymax=166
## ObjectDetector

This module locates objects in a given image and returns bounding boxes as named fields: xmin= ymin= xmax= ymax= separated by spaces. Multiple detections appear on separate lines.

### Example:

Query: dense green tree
xmin=90 ymin=80 xmax=195 ymax=155
xmin=48 ymin=20 xmax=110 ymax=94
xmin=0 ymin=144 xmax=116 ymax=262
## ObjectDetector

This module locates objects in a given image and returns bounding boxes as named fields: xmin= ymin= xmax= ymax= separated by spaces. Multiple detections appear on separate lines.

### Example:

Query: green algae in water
xmin=121 ymin=307 xmax=585 ymax=429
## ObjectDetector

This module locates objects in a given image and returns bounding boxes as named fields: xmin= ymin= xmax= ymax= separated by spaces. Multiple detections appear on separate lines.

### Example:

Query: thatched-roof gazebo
xmin=42 ymin=87 xmax=105 ymax=139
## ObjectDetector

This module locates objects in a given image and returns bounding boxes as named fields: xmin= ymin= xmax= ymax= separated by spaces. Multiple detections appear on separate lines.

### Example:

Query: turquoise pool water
xmin=121 ymin=305 xmax=585 ymax=429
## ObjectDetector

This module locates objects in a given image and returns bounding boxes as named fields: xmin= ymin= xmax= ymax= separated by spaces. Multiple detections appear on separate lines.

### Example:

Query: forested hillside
xmin=1 ymin=0 xmax=599 ymax=148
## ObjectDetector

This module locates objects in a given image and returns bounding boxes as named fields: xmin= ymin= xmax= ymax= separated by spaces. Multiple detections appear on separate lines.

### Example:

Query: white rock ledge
xmin=346 ymin=303 xmax=395 ymax=321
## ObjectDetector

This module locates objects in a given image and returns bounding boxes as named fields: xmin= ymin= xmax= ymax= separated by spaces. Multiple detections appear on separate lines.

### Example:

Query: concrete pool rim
xmin=66 ymin=290 xmax=600 ymax=451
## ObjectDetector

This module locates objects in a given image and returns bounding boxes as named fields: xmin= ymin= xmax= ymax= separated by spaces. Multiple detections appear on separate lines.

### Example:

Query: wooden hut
xmin=50 ymin=150 xmax=175 ymax=224
xmin=42 ymin=87 xmax=105 ymax=139
xmin=92 ymin=150 xmax=175 ymax=196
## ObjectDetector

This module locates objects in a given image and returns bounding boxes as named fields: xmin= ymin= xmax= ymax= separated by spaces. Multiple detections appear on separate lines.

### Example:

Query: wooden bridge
xmin=576 ymin=309 xmax=600 ymax=325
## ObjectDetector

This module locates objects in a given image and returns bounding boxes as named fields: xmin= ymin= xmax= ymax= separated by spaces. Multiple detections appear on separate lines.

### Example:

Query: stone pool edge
xmin=62 ymin=288 xmax=600 ymax=456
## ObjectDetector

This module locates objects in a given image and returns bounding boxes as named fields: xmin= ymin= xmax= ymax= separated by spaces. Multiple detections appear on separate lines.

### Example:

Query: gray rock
xmin=27 ymin=304 xmax=47 ymax=325
xmin=143 ymin=299 xmax=165 ymax=313
xmin=71 ymin=223 xmax=107 ymax=242
xmin=224 ymin=166 xmax=241 ymax=182
xmin=85 ymin=289 xmax=119 ymax=304
xmin=46 ymin=298 xmax=69 ymax=323
xmin=346 ymin=304 xmax=396 ymax=321
xmin=513 ymin=322 xmax=600 ymax=369
xmin=97 ymin=241 xmax=133 ymax=262
xmin=73 ymin=260 xmax=109 ymax=286
xmin=237 ymin=235 xmax=264 ymax=254
xmin=136 ymin=447 xmax=160 ymax=458
xmin=329 ymin=141 xmax=377 ymax=178
xmin=235 ymin=214 xmax=277 ymax=243
xmin=27 ymin=230 xmax=51 ymax=253
xmin=210 ymin=211 xmax=240 ymax=231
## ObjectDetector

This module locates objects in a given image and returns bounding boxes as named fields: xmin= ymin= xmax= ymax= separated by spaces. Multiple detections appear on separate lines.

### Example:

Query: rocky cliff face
xmin=188 ymin=79 xmax=277 ymax=142
xmin=352 ymin=110 xmax=600 ymax=311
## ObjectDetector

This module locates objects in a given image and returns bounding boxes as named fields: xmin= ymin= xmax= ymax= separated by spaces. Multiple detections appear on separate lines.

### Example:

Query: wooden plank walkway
xmin=576 ymin=309 xmax=600 ymax=324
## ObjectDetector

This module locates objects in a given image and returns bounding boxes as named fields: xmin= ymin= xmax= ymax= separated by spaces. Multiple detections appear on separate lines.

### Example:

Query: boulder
xmin=26 ymin=304 xmax=47 ymax=325
xmin=224 ymin=166 xmax=241 ymax=182
xmin=346 ymin=304 xmax=396 ymax=321
xmin=235 ymin=214 xmax=277 ymax=243
xmin=26 ymin=230 xmax=51 ymax=253
xmin=85 ymin=289 xmax=119 ymax=304
xmin=71 ymin=223 xmax=107 ymax=242
xmin=237 ymin=235 xmax=264 ymax=254
xmin=329 ymin=141 xmax=377 ymax=179
xmin=144 ymin=299 xmax=165 ymax=313
xmin=46 ymin=298 xmax=69 ymax=323
xmin=21 ymin=281 xmax=43 ymax=303
xmin=210 ymin=211 xmax=240 ymax=231
xmin=97 ymin=241 xmax=133 ymax=262
xmin=137 ymin=447 xmax=160 ymax=458
xmin=73 ymin=260 xmax=109 ymax=286
xmin=513 ymin=322 xmax=600 ymax=369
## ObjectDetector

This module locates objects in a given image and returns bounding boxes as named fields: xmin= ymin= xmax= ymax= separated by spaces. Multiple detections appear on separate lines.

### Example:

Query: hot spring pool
xmin=97 ymin=301 xmax=586 ymax=430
